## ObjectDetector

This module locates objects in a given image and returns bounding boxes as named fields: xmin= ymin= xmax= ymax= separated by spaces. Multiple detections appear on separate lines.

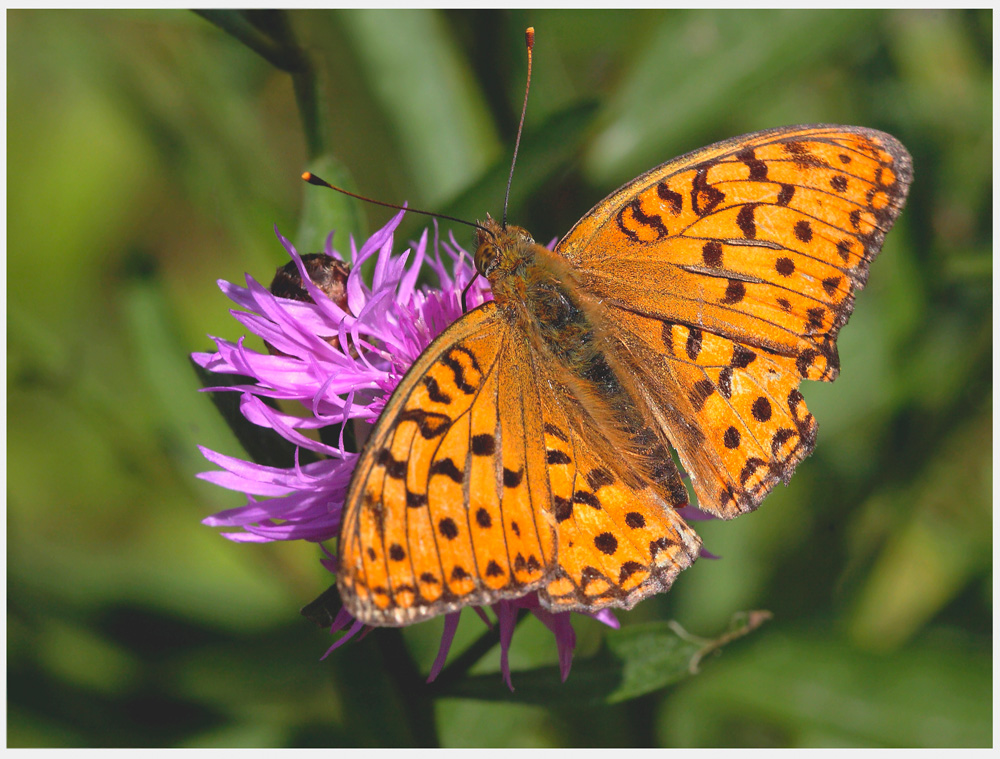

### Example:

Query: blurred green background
xmin=7 ymin=9 xmax=991 ymax=748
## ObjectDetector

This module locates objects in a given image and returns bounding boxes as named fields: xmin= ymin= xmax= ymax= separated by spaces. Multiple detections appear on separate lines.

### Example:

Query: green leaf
xmin=847 ymin=406 xmax=991 ymax=650
xmin=339 ymin=9 xmax=501 ymax=205
xmin=194 ymin=11 xmax=294 ymax=70
xmin=657 ymin=628 xmax=992 ymax=747
xmin=442 ymin=610 xmax=771 ymax=705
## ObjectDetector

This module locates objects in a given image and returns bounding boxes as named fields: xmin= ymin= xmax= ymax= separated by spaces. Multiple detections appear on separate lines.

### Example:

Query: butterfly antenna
xmin=301 ymin=173 xmax=491 ymax=237
xmin=502 ymin=26 xmax=534 ymax=230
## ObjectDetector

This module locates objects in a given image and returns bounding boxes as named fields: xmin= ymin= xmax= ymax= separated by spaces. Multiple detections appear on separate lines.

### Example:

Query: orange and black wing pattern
xmin=339 ymin=302 xmax=551 ymax=625
xmin=339 ymin=300 xmax=701 ymax=625
xmin=556 ymin=125 xmax=912 ymax=517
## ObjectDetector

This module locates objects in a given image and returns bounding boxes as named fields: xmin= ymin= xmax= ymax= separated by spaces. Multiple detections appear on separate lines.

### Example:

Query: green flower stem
xmin=374 ymin=629 xmax=440 ymax=747
xmin=194 ymin=10 xmax=326 ymax=159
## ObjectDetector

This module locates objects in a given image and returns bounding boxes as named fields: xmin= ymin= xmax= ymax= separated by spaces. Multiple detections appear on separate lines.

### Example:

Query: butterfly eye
xmin=475 ymin=243 xmax=501 ymax=277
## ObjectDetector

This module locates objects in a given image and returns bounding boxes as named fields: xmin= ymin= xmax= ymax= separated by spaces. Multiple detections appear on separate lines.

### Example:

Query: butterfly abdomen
xmin=501 ymin=250 xmax=688 ymax=506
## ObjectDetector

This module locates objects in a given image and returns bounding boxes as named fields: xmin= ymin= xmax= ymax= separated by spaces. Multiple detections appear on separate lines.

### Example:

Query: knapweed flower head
xmin=194 ymin=210 xmax=625 ymax=688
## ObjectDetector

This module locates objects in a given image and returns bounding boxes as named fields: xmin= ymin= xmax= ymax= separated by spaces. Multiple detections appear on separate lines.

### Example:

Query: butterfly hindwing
xmin=529 ymin=371 xmax=701 ymax=610
xmin=606 ymin=307 xmax=817 ymax=517
xmin=339 ymin=301 xmax=703 ymax=624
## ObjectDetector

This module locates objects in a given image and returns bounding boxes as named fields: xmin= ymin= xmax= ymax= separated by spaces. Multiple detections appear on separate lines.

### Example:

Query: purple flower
xmin=194 ymin=210 xmax=621 ymax=688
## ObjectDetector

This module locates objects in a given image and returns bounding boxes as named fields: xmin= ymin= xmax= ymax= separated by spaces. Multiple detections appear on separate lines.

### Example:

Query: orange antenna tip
xmin=302 ymin=172 xmax=329 ymax=187
xmin=525 ymin=27 xmax=534 ymax=48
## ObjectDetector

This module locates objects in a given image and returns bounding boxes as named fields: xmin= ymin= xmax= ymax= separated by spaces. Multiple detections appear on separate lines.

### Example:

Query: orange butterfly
xmin=338 ymin=124 xmax=912 ymax=626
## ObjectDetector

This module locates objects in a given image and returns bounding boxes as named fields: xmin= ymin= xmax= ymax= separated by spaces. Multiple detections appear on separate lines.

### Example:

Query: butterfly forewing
xmin=340 ymin=302 xmax=565 ymax=625
xmin=339 ymin=303 xmax=511 ymax=624
xmin=554 ymin=125 xmax=911 ymax=517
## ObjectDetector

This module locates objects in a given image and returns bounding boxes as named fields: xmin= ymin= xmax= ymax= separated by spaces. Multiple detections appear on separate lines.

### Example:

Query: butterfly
xmin=337 ymin=124 xmax=912 ymax=626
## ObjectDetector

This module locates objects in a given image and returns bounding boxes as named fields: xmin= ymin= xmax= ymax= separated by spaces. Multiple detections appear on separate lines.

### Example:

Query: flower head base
xmin=195 ymin=211 xmax=622 ymax=688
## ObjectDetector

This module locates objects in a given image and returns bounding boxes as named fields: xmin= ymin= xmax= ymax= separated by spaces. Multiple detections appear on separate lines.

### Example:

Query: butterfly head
xmin=474 ymin=214 xmax=536 ymax=280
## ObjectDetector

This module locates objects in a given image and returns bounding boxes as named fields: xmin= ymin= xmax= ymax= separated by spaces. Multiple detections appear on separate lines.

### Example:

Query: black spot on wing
xmin=731 ymin=344 xmax=757 ymax=368
xmin=723 ymin=426 xmax=741 ymax=449
xmin=689 ymin=378 xmax=715 ymax=412
xmin=485 ymin=560 xmax=505 ymax=577
xmin=717 ymin=367 xmax=733 ymax=399
xmin=422 ymin=375 xmax=451 ymax=404
xmin=503 ymin=467 xmax=524 ymax=488
xmin=546 ymin=449 xmax=572 ymax=465
xmin=554 ymin=496 xmax=573 ymax=522
xmin=657 ymin=182 xmax=683 ymax=214
xmin=692 ymin=164 xmax=725 ymax=216
xmin=442 ymin=347 xmax=480 ymax=394
xmin=619 ymin=561 xmax=644 ymax=582
xmin=594 ymin=532 xmax=618 ymax=555
xmin=587 ymin=468 xmax=615 ymax=490
xmin=737 ymin=147 xmax=768 ymax=181
xmin=702 ymin=240 xmax=723 ymax=267
xmin=398 ymin=408 xmax=450 ymax=439
xmin=775 ymin=257 xmax=795 ymax=277
xmin=543 ymin=423 xmax=568 ymax=441
xmin=438 ymin=517 xmax=459 ymax=540
xmin=618 ymin=197 xmax=669 ymax=242
xmin=721 ymin=280 xmax=746 ymax=305
xmin=430 ymin=458 xmax=463 ymax=483
xmin=625 ymin=512 xmax=646 ymax=529
xmin=686 ymin=328 xmax=703 ymax=360
xmin=752 ymin=396 xmax=772 ymax=422
xmin=822 ymin=276 xmax=843 ymax=296
xmin=736 ymin=204 xmax=757 ymax=239
xmin=471 ymin=433 xmax=496 ymax=455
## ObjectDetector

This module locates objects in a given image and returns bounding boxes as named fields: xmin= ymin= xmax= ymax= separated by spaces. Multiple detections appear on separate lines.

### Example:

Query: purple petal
xmin=329 ymin=607 xmax=356 ymax=633
xmin=322 ymin=618 xmax=366 ymax=657
xmin=588 ymin=608 xmax=621 ymax=629
xmin=677 ymin=505 xmax=717 ymax=521
xmin=529 ymin=608 xmax=577 ymax=682
xmin=426 ymin=612 xmax=462 ymax=683
xmin=398 ymin=228 xmax=428 ymax=301
xmin=495 ymin=602 xmax=517 ymax=692
xmin=472 ymin=606 xmax=492 ymax=628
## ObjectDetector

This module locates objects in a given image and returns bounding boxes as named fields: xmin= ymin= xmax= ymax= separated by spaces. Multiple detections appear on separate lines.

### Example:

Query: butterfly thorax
xmin=474 ymin=216 xmax=690 ymax=505
xmin=475 ymin=216 xmax=589 ymax=342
